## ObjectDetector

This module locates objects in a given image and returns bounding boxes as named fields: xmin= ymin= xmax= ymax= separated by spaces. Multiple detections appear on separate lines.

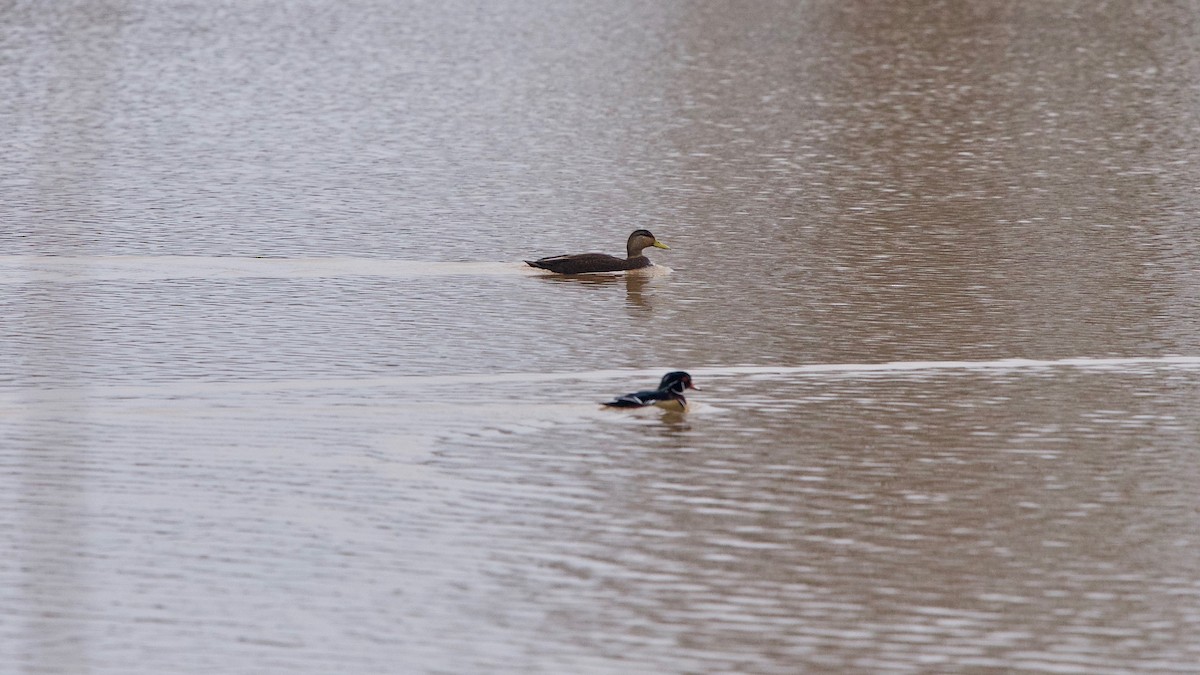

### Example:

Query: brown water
xmin=4 ymin=1 xmax=1200 ymax=672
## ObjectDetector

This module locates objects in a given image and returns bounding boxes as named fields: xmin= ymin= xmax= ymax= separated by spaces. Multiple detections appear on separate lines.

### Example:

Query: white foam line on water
xmin=0 ymin=256 xmax=536 ymax=282
xmin=3 ymin=356 xmax=1198 ymax=404
xmin=387 ymin=355 xmax=1200 ymax=387
xmin=692 ymin=355 xmax=1200 ymax=377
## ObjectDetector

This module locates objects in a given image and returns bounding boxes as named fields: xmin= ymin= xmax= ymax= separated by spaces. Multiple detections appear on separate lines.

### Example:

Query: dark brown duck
xmin=525 ymin=229 xmax=669 ymax=274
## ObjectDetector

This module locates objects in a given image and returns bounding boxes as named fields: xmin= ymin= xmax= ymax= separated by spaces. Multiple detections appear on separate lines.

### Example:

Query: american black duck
xmin=525 ymin=229 xmax=669 ymax=274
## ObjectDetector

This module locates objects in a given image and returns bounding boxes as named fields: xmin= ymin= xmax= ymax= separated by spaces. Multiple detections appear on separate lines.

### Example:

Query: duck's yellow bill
xmin=652 ymin=241 xmax=670 ymax=250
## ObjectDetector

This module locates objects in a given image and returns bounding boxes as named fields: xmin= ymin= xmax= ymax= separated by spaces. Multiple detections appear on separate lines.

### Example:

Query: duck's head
xmin=658 ymin=371 xmax=698 ymax=394
xmin=627 ymin=229 xmax=670 ymax=257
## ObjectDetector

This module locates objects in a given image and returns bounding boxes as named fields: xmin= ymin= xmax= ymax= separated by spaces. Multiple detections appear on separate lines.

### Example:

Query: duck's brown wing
xmin=524 ymin=253 xmax=648 ymax=275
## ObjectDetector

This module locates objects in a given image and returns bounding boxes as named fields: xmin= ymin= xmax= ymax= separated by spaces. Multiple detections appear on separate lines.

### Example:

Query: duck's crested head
xmin=658 ymin=371 xmax=697 ymax=394
xmin=627 ymin=229 xmax=670 ymax=257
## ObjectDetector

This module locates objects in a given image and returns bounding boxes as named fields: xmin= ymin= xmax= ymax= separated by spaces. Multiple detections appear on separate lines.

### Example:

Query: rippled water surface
xmin=5 ymin=1 xmax=1200 ymax=672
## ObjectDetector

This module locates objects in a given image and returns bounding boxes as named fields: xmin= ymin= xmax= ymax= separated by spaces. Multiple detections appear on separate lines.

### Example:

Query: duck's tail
xmin=525 ymin=260 xmax=547 ymax=269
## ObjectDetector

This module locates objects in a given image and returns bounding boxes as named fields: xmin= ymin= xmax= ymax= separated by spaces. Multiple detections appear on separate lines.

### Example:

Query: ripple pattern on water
xmin=7 ymin=0 xmax=1200 ymax=672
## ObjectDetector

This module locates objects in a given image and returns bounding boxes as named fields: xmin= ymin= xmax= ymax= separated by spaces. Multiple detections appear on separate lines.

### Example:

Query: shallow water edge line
xmin=0 ymin=256 xmax=538 ymax=281
xmin=399 ymin=355 xmax=1200 ymax=387
xmin=386 ymin=355 xmax=1200 ymax=385
xmin=5 ymin=356 xmax=1199 ymax=403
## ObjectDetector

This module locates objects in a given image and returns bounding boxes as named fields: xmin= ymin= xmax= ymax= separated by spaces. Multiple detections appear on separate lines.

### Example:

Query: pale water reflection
xmin=5 ymin=0 xmax=1200 ymax=672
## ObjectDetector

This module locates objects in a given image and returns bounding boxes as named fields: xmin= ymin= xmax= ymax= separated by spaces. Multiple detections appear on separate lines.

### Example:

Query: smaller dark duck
xmin=603 ymin=371 xmax=699 ymax=411
xmin=525 ymin=229 xmax=669 ymax=274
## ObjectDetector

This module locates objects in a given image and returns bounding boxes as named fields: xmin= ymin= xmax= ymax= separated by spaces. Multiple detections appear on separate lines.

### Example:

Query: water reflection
xmin=654 ymin=1 xmax=1200 ymax=367
xmin=12 ymin=270 xmax=91 ymax=674
xmin=600 ymin=404 xmax=694 ymax=434
xmin=533 ymin=271 xmax=657 ymax=313
xmin=653 ymin=410 xmax=691 ymax=433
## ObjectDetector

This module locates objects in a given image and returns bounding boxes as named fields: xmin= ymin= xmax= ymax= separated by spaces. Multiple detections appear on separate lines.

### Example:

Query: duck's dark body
xmin=603 ymin=387 xmax=688 ymax=410
xmin=603 ymin=372 xmax=698 ymax=411
xmin=526 ymin=229 xmax=668 ymax=275
xmin=526 ymin=253 xmax=651 ymax=275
